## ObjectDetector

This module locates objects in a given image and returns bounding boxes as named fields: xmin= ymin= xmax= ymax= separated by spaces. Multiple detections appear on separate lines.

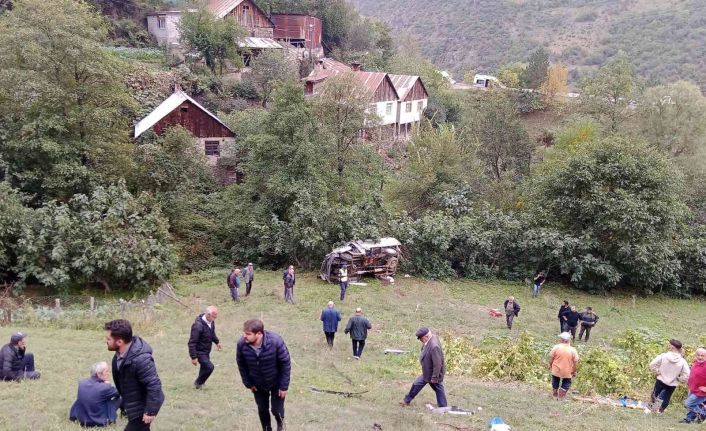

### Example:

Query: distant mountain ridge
xmin=351 ymin=0 xmax=706 ymax=90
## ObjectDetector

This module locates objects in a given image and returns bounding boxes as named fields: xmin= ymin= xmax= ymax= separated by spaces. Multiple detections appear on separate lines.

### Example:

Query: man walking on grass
xmin=188 ymin=305 xmax=222 ymax=389
xmin=243 ymin=263 xmax=255 ymax=296
xmin=503 ymin=296 xmax=520 ymax=330
xmin=283 ymin=265 xmax=296 ymax=304
xmin=236 ymin=319 xmax=291 ymax=431
xmin=532 ymin=270 xmax=545 ymax=297
xmin=649 ymin=339 xmax=689 ymax=413
xmin=228 ymin=267 xmax=240 ymax=302
xmin=578 ymin=306 xmax=599 ymax=342
xmin=548 ymin=332 xmax=579 ymax=400
xmin=339 ymin=265 xmax=349 ymax=301
xmin=104 ymin=319 xmax=164 ymax=431
xmin=400 ymin=327 xmax=447 ymax=408
xmin=320 ymin=301 xmax=342 ymax=348
xmin=344 ymin=307 xmax=372 ymax=359
xmin=0 ymin=332 xmax=40 ymax=381
xmin=681 ymin=348 xmax=706 ymax=423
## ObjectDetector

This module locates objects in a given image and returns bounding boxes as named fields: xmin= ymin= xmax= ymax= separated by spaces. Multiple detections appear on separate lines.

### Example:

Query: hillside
xmin=351 ymin=0 xmax=706 ymax=89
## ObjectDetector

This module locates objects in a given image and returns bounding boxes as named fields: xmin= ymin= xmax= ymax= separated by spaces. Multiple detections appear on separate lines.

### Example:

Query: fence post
xmin=120 ymin=299 xmax=127 ymax=319
xmin=90 ymin=297 xmax=96 ymax=318
xmin=54 ymin=298 xmax=61 ymax=316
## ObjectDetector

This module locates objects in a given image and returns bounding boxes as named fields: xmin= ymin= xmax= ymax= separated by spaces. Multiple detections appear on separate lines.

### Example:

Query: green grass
xmin=1 ymin=270 xmax=704 ymax=430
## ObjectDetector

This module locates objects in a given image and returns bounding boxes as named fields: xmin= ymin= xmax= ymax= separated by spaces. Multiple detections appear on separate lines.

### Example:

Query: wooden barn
xmin=389 ymin=74 xmax=429 ymax=139
xmin=271 ymin=14 xmax=322 ymax=50
xmin=134 ymin=90 xmax=235 ymax=169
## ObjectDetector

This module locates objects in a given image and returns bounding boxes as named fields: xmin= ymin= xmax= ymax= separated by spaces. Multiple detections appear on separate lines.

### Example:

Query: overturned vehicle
xmin=320 ymin=238 xmax=401 ymax=283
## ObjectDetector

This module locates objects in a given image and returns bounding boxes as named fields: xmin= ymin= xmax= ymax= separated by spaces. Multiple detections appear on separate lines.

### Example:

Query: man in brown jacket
xmin=549 ymin=332 xmax=579 ymax=400
xmin=400 ymin=327 xmax=447 ymax=407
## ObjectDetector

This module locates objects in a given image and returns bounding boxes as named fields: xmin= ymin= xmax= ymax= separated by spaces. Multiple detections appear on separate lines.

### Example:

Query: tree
xmin=580 ymin=52 xmax=639 ymax=134
xmin=247 ymin=50 xmax=296 ymax=107
xmin=387 ymin=124 xmax=484 ymax=216
xmin=315 ymin=73 xmax=376 ymax=178
xmin=540 ymin=64 xmax=568 ymax=103
xmin=0 ymin=0 xmax=137 ymax=204
xmin=638 ymin=80 xmax=706 ymax=157
xmin=521 ymin=47 xmax=549 ymax=89
xmin=497 ymin=63 xmax=524 ymax=88
xmin=527 ymin=137 xmax=689 ymax=293
xmin=15 ymin=181 xmax=177 ymax=292
xmin=463 ymin=69 xmax=477 ymax=84
xmin=0 ymin=183 xmax=26 ymax=282
xmin=179 ymin=5 xmax=246 ymax=75
xmin=464 ymin=94 xmax=532 ymax=181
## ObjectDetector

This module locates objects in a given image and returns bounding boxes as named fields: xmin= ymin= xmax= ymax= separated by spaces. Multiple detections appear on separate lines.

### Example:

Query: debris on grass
xmin=309 ymin=387 xmax=368 ymax=397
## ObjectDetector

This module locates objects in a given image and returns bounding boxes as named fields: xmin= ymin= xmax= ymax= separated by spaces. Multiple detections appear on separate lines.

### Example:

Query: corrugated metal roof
xmin=208 ymin=0 xmax=244 ymax=18
xmin=388 ymin=74 xmax=419 ymax=100
xmin=304 ymin=59 xmax=399 ymax=100
xmin=238 ymin=37 xmax=283 ymax=49
xmin=134 ymin=90 xmax=232 ymax=138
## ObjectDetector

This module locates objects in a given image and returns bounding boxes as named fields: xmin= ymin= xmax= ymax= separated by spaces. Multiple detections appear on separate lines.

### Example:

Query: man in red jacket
xmin=681 ymin=348 xmax=706 ymax=423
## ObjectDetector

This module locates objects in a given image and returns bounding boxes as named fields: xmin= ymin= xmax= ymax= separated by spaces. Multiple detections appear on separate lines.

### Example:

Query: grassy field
xmin=1 ymin=270 xmax=705 ymax=430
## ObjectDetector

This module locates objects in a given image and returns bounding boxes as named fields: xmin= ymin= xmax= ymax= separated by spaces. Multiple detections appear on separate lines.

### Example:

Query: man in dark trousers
xmin=104 ymin=319 xmax=164 ymax=431
xmin=400 ymin=327 xmax=447 ymax=408
xmin=503 ymin=296 xmax=521 ymax=330
xmin=70 ymin=361 xmax=121 ymax=427
xmin=243 ymin=263 xmax=255 ymax=296
xmin=227 ymin=267 xmax=239 ymax=302
xmin=236 ymin=319 xmax=291 ymax=431
xmin=578 ymin=306 xmax=599 ymax=342
xmin=320 ymin=301 xmax=342 ymax=348
xmin=532 ymin=270 xmax=546 ymax=297
xmin=562 ymin=306 xmax=581 ymax=340
xmin=283 ymin=265 xmax=295 ymax=304
xmin=344 ymin=307 xmax=372 ymax=359
xmin=0 ymin=332 xmax=40 ymax=381
xmin=338 ymin=265 xmax=349 ymax=301
xmin=557 ymin=301 xmax=570 ymax=333
xmin=188 ymin=305 xmax=222 ymax=389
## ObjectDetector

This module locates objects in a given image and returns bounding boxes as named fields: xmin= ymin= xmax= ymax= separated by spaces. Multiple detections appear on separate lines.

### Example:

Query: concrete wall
xmin=369 ymin=100 xmax=398 ymax=126
xmin=196 ymin=137 xmax=236 ymax=166
xmin=146 ymin=13 xmax=182 ymax=45
xmin=397 ymin=98 xmax=427 ymax=125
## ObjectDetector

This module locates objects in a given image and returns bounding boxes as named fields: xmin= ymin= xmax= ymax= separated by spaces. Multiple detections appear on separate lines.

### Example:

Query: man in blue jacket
xmin=104 ymin=319 xmax=164 ymax=431
xmin=320 ymin=301 xmax=342 ymax=348
xmin=69 ymin=361 xmax=121 ymax=427
xmin=236 ymin=319 xmax=291 ymax=431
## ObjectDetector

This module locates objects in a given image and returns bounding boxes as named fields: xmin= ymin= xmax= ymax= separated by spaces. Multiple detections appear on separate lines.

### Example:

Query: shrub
xmin=574 ymin=348 xmax=632 ymax=396
xmin=475 ymin=332 xmax=546 ymax=384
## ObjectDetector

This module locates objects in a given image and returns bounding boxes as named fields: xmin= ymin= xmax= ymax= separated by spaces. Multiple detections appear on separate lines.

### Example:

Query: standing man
xmin=557 ymin=301 xmax=570 ymax=333
xmin=188 ymin=305 xmax=222 ymax=389
xmin=236 ymin=319 xmax=291 ymax=431
xmin=104 ymin=319 xmax=164 ymax=431
xmin=344 ymin=307 xmax=372 ymax=359
xmin=243 ymin=263 xmax=255 ymax=297
xmin=320 ymin=301 xmax=342 ymax=348
xmin=339 ymin=265 xmax=349 ymax=301
xmin=681 ymin=348 xmax=706 ymax=423
xmin=532 ymin=270 xmax=546 ymax=298
xmin=228 ymin=267 xmax=239 ymax=302
xmin=548 ymin=332 xmax=579 ymax=400
xmin=0 ymin=332 xmax=40 ymax=381
xmin=649 ymin=339 xmax=690 ymax=413
xmin=283 ymin=265 xmax=296 ymax=304
xmin=578 ymin=306 xmax=599 ymax=342
xmin=69 ymin=361 xmax=122 ymax=427
xmin=562 ymin=306 xmax=580 ymax=340
xmin=400 ymin=327 xmax=447 ymax=408
xmin=503 ymin=296 xmax=521 ymax=330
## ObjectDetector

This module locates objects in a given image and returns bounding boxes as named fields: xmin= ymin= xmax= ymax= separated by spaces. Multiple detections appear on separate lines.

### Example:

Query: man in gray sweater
xmin=344 ymin=308 xmax=372 ymax=359
xmin=400 ymin=327 xmax=447 ymax=408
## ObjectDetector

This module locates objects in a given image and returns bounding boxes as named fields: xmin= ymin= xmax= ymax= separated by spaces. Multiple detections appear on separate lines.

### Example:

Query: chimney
xmin=351 ymin=62 xmax=362 ymax=71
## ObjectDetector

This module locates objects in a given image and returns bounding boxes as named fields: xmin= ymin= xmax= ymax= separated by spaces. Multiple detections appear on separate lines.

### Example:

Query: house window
xmin=369 ymin=103 xmax=377 ymax=114
xmin=205 ymin=141 xmax=220 ymax=156
xmin=385 ymin=102 xmax=393 ymax=115
xmin=405 ymin=102 xmax=412 ymax=113
xmin=180 ymin=105 xmax=188 ymax=112
xmin=417 ymin=101 xmax=424 ymax=112
xmin=157 ymin=16 xmax=166 ymax=29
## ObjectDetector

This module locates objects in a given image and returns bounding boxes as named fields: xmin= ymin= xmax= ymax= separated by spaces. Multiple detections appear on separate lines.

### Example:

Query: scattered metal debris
xmin=309 ymin=387 xmax=368 ymax=398
xmin=384 ymin=349 xmax=409 ymax=355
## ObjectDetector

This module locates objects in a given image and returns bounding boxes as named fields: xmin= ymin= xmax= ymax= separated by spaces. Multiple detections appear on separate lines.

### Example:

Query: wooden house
xmin=389 ymin=74 xmax=429 ymax=139
xmin=271 ymin=14 xmax=324 ymax=57
xmin=134 ymin=90 xmax=235 ymax=167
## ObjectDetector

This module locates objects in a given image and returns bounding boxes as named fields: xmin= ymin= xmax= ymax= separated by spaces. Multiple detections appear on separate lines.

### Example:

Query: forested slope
xmin=351 ymin=0 xmax=706 ymax=89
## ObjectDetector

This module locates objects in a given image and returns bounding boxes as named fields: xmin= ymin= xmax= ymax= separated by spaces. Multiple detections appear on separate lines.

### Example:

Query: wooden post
xmin=120 ymin=300 xmax=127 ymax=319
xmin=55 ymin=298 xmax=61 ymax=314
xmin=90 ymin=297 xmax=96 ymax=318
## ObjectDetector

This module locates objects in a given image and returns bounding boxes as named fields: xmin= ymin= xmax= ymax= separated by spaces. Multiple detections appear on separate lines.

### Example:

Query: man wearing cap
xmin=243 ymin=263 xmax=255 ymax=297
xmin=0 ymin=332 xmax=40 ymax=381
xmin=649 ymin=339 xmax=690 ymax=413
xmin=344 ymin=307 xmax=372 ymax=359
xmin=400 ymin=327 xmax=447 ymax=408
xmin=548 ymin=332 xmax=579 ymax=400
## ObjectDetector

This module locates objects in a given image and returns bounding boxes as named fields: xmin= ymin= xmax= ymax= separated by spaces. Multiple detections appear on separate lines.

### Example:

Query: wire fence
xmin=0 ymin=284 xmax=180 ymax=326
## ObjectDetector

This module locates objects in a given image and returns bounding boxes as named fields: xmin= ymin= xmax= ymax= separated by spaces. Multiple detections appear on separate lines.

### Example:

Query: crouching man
xmin=0 ymin=332 xmax=40 ymax=381
xmin=70 ymin=361 xmax=122 ymax=427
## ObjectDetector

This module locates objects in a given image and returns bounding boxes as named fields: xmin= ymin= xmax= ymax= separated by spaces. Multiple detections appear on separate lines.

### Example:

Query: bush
xmin=475 ymin=332 xmax=546 ymax=384
xmin=574 ymin=348 xmax=632 ymax=396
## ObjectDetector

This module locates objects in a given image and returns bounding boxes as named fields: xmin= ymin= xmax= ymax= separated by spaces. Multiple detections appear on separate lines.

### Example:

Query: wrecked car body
xmin=320 ymin=237 xmax=401 ymax=283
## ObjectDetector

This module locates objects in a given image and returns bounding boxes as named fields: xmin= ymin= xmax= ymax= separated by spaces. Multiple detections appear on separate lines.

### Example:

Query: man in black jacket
xmin=503 ymin=296 xmax=521 ymax=330
xmin=578 ymin=306 xmax=599 ymax=342
xmin=557 ymin=301 xmax=570 ymax=333
xmin=400 ymin=327 xmax=447 ymax=408
xmin=0 ymin=332 xmax=40 ymax=381
xmin=104 ymin=319 xmax=164 ymax=431
xmin=188 ymin=306 xmax=222 ymax=389
xmin=236 ymin=319 xmax=291 ymax=431
xmin=344 ymin=307 xmax=372 ymax=359
xmin=562 ymin=306 xmax=581 ymax=340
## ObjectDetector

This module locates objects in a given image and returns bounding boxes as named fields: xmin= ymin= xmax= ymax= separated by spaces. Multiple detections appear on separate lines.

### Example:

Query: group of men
xmin=227 ymin=263 xmax=255 ymax=302
xmin=557 ymin=301 xmax=600 ymax=342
